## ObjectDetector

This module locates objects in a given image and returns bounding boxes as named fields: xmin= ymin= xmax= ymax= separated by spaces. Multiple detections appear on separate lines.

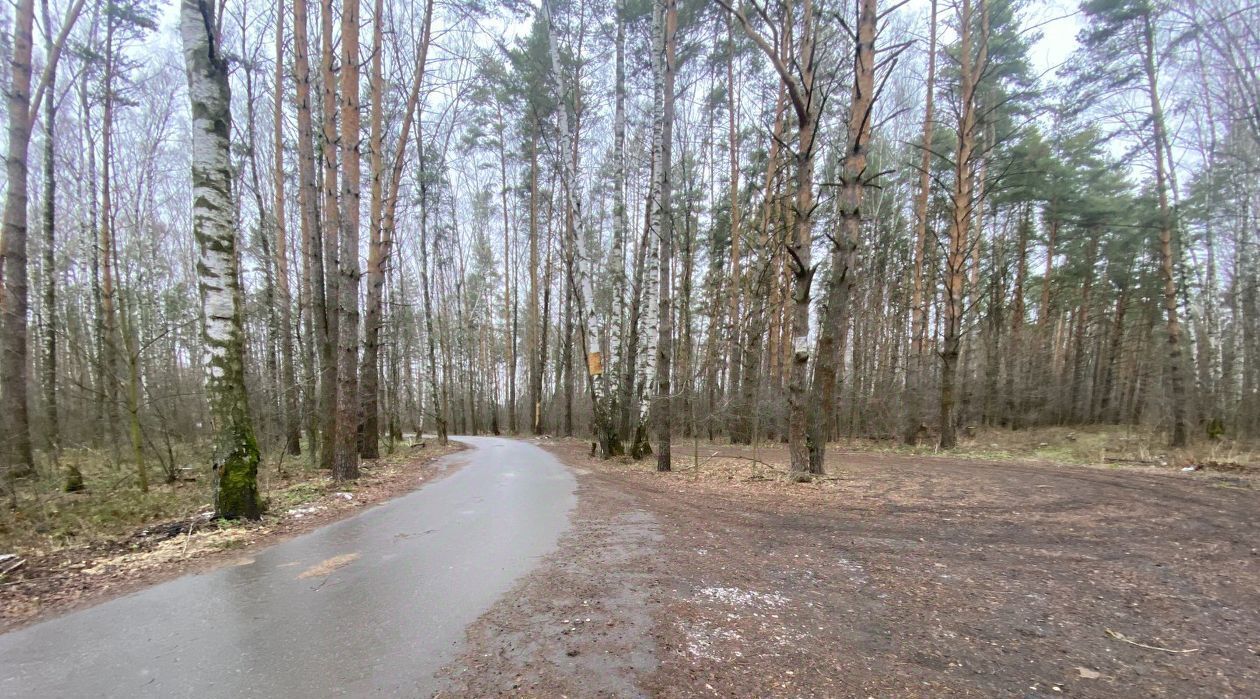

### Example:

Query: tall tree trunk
xmin=0 ymin=0 xmax=81 ymax=484
xmin=275 ymin=0 xmax=301 ymax=456
xmin=117 ymin=254 xmax=146 ymax=491
xmin=723 ymin=0 xmax=821 ymax=475
xmin=79 ymin=61 xmax=106 ymax=447
xmin=725 ymin=14 xmax=743 ymax=427
xmin=498 ymin=97 xmax=517 ymax=434
xmin=317 ymin=0 xmax=341 ymax=469
xmin=39 ymin=0 xmax=78 ymax=490
xmin=527 ymin=136 xmax=543 ymax=435
xmin=293 ymin=0 xmax=325 ymax=457
xmin=99 ymin=13 xmax=121 ymax=456
xmin=609 ymin=0 xmax=628 ymax=444
xmin=630 ymin=181 xmax=659 ymax=459
xmin=982 ymin=213 xmax=1003 ymax=425
xmin=1 ymin=0 xmax=36 ymax=484
xmin=939 ymin=0 xmax=986 ymax=449
xmin=418 ymin=130 xmax=447 ymax=445
xmin=904 ymin=0 xmax=937 ymax=445
xmin=653 ymin=0 xmax=677 ymax=471
xmin=180 ymin=0 xmax=262 ymax=519
xmin=809 ymin=0 xmax=876 ymax=474
xmin=333 ymin=0 xmax=362 ymax=480
xmin=1142 ymin=11 xmax=1189 ymax=447
xmin=785 ymin=0 xmax=818 ymax=480
xmin=561 ymin=265 xmax=573 ymax=437
xmin=361 ymin=0 xmax=385 ymax=460
xmin=1005 ymin=204 xmax=1029 ymax=428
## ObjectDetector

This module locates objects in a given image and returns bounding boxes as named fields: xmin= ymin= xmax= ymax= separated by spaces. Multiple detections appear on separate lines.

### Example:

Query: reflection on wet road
xmin=0 ymin=437 xmax=576 ymax=697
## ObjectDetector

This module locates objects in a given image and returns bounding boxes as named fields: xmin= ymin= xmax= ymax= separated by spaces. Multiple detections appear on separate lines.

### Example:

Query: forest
xmin=0 ymin=0 xmax=1257 ymax=519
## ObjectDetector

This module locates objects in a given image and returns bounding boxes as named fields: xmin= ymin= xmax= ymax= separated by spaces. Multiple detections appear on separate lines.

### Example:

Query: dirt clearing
xmin=444 ymin=438 xmax=1259 ymax=698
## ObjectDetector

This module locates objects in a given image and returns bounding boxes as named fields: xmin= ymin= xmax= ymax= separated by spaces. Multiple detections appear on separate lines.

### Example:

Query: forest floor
xmin=832 ymin=423 xmax=1260 ymax=473
xmin=441 ymin=435 xmax=1260 ymax=698
xmin=0 ymin=440 xmax=464 ymax=632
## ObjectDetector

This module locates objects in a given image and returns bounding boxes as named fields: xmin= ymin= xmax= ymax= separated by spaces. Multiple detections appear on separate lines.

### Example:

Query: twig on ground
xmin=1105 ymin=628 xmax=1200 ymax=654
xmin=180 ymin=519 xmax=199 ymax=559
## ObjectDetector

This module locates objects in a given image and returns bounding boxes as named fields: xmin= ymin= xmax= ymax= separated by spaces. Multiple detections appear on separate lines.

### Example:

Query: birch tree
xmin=180 ymin=0 xmax=262 ymax=519
xmin=540 ymin=0 xmax=621 ymax=457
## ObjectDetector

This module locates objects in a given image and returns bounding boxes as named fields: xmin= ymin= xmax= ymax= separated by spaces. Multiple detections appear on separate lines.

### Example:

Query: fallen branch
xmin=1105 ymin=628 xmax=1200 ymax=654
xmin=694 ymin=451 xmax=722 ymax=469
xmin=703 ymin=453 xmax=782 ymax=471
xmin=0 ymin=557 xmax=26 ymax=578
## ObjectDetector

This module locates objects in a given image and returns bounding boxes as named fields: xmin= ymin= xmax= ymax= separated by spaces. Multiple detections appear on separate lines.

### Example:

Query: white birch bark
xmin=540 ymin=0 xmax=621 ymax=455
xmin=180 ymin=0 xmax=261 ymax=519
xmin=609 ymin=0 xmax=628 ymax=430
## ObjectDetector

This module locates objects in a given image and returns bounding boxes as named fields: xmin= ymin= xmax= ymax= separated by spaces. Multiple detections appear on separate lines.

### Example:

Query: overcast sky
xmin=154 ymin=0 xmax=1086 ymax=73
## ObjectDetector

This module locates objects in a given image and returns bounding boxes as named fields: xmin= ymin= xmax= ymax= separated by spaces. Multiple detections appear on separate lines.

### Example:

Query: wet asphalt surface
xmin=0 ymin=436 xmax=576 ymax=698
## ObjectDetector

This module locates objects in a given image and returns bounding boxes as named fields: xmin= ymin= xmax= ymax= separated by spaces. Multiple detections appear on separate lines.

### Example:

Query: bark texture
xmin=0 ymin=0 xmax=36 ymax=483
xmin=180 ymin=0 xmax=262 ymax=519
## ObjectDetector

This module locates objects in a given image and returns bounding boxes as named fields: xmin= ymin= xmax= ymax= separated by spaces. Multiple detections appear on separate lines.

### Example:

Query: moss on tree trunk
xmin=181 ymin=0 xmax=262 ymax=519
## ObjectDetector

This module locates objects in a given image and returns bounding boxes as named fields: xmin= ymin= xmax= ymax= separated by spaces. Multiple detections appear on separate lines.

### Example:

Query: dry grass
xmin=574 ymin=424 xmax=1259 ymax=489
xmin=866 ymin=423 xmax=1260 ymax=468
xmin=0 ymin=437 xmax=433 ymax=556
xmin=0 ymin=444 xmax=218 ymax=555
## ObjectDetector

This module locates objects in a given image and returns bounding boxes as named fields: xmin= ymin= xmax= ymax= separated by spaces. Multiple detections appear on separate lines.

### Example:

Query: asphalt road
xmin=0 ymin=436 xmax=576 ymax=698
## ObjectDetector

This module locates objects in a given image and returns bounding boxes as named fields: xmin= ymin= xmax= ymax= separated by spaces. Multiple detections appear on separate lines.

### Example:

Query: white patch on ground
xmin=683 ymin=620 xmax=743 ymax=662
xmin=697 ymin=586 xmax=790 ymax=609
xmin=688 ymin=587 xmax=816 ymax=662
xmin=837 ymin=555 xmax=868 ymax=584
xmin=286 ymin=505 xmax=325 ymax=519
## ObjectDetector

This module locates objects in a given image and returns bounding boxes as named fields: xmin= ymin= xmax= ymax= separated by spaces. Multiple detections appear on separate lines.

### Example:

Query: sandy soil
xmin=440 ymin=438 xmax=1260 ymax=698
xmin=0 ymin=441 xmax=466 ymax=632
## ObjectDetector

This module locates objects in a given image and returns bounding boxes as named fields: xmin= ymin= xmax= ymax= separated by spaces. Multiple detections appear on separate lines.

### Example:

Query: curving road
xmin=0 ymin=437 xmax=576 ymax=698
